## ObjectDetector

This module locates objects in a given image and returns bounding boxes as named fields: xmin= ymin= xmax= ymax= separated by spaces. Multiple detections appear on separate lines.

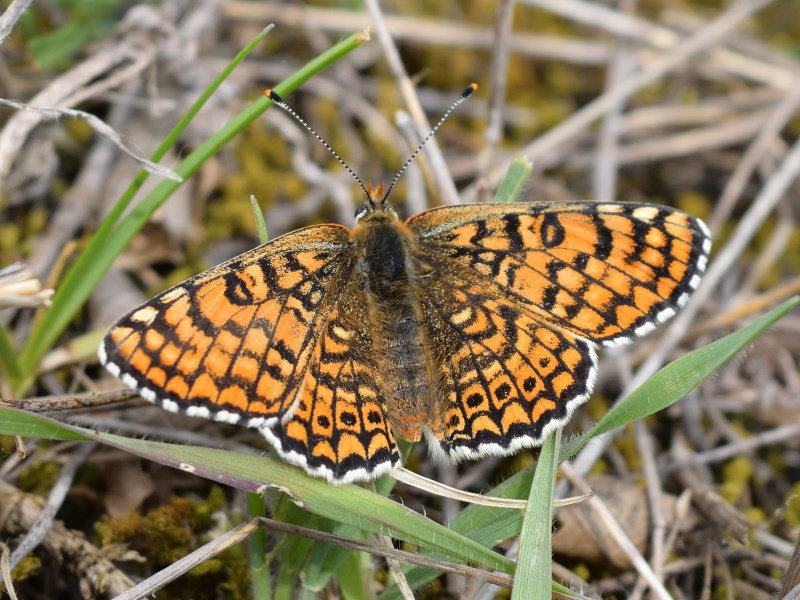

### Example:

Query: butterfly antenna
xmin=265 ymin=89 xmax=371 ymax=202
xmin=383 ymin=83 xmax=478 ymax=201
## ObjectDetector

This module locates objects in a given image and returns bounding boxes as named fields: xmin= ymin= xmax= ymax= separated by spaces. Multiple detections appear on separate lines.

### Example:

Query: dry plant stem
xmin=520 ymin=0 xmax=791 ymax=87
xmin=393 ymin=467 xmax=528 ymax=509
xmin=0 ymin=98 xmax=180 ymax=183
xmin=0 ymin=389 xmax=139 ymax=412
xmin=781 ymin=536 xmax=800 ymax=600
xmin=593 ymin=0 xmax=637 ymax=204
xmin=593 ymin=109 xmax=771 ymax=167
xmin=483 ymin=0 xmax=515 ymax=157
xmin=709 ymin=77 xmax=800 ymax=232
xmin=559 ymin=463 xmax=673 ymax=600
xmin=379 ymin=532 xmax=414 ymax=600
xmin=0 ymin=41 xmax=157 ymax=184
xmin=222 ymin=2 xmax=612 ymax=65
xmin=0 ymin=443 xmax=96 ymax=581
xmin=634 ymin=420 xmax=667 ymax=587
xmin=0 ymin=543 xmax=19 ymax=600
xmin=475 ymin=0 xmax=776 ymax=193
xmin=0 ymin=0 xmax=34 ymax=45
xmin=668 ymin=423 xmax=800 ymax=471
xmin=363 ymin=479 xmax=414 ymax=600
xmin=113 ymin=517 xmax=514 ymax=600
xmin=364 ymin=0 xmax=460 ymax=206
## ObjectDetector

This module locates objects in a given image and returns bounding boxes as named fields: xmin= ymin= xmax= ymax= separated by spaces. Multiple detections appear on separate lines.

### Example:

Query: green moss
xmin=0 ymin=554 xmax=41 ymax=592
xmin=784 ymin=483 xmax=800 ymax=527
xmin=17 ymin=460 xmax=60 ymax=495
xmin=719 ymin=456 xmax=754 ymax=504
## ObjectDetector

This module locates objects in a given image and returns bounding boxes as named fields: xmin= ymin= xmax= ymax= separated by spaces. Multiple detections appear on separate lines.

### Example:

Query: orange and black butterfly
xmin=100 ymin=85 xmax=710 ymax=483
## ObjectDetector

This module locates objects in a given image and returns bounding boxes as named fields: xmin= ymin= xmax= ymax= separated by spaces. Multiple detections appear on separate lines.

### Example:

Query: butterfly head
xmin=354 ymin=182 xmax=398 ymax=224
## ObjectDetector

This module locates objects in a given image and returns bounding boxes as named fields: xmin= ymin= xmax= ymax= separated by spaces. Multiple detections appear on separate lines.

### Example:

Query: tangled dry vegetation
xmin=1 ymin=1 xmax=800 ymax=599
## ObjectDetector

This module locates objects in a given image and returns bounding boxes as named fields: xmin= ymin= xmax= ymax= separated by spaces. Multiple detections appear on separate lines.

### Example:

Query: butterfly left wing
xmin=99 ymin=224 xmax=356 ymax=430
xmin=100 ymin=224 xmax=400 ymax=484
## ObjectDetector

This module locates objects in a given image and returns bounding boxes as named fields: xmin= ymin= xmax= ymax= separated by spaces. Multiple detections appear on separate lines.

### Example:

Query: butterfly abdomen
xmin=356 ymin=219 xmax=430 ymax=441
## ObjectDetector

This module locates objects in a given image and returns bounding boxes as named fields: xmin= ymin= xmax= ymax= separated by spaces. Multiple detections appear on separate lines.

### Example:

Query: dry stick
xmin=0 ymin=98 xmax=180 ymax=183
xmin=0 ymin=543 xmax=19 ymax=600
xmin=778 ymin=533 xmax=800 ymax=599
xmin=630 ymin=420 xmax=667 ymax=600
xmin=464 ymin=0 xmax=776 ymax=201
xmin=0 ymin=0 xmax=34 ymax=45
xmin=364 ymin=0 xmax=460 ymax=206
xmin=481 ymin=0 xmax=516 ymax=177
xmin=379 ymin=531 xmax=415 ymax=600
xmin=519 ymin=0 xmax=792 ymax=88
xmin=604 ymin=109 xmax=770 ymax=167
xmin=560 ymin=463 xmax=673 ymax=600
xmin=709 ymin=76 xmax=800 ymax=233
xmin=362 ymin=480 xmax=414 ymax=600
xmin=593 ymin=0 xmax=638 ymax=204
xmin=667 ymin=423 xmax=800 ymax=471
xmin=222 ymin=2 xmax=612 ymax=65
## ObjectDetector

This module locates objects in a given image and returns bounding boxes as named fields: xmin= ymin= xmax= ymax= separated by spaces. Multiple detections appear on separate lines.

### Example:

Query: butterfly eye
xmin=354 ymin=202 xmax=370 ymax=222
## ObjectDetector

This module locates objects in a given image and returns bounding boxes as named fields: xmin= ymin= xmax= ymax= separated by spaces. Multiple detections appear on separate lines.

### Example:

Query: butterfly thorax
xmin=352 ymin=197 xmax=430 ymax=442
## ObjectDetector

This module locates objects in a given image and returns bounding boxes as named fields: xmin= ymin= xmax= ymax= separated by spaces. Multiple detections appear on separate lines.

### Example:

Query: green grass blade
xmin=1 ymin=406 xmax=514 ymax=575
xmin=512 ymin=429 xmax=560 ymax=600
xmin=492 ymin=157 xmax=533 ymax=204
xmin=559 ymin=297 xmax=798 ymax=461
xmin=98 ymin=25 xmax=275 ymax=241
xmin=0 ymin=325 xmax=21 ymax=381
xmin=15 ymin=31 xmax=369 ymax=390
xmin=251 ymin=195 xmax=270 ymax=244
xmin=246 ymin=491 xmax=272 ymax=599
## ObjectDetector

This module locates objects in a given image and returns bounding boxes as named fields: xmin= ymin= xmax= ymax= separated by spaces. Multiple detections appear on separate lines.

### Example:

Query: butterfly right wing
xmin=99 ymin=224 xmax=357 ymax=430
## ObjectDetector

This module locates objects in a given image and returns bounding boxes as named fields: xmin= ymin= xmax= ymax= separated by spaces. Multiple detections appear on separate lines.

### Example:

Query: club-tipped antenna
xmin=382 ymin=83 xmax=478 ymax=201
xmin=265 ymin=89 xmax=371 ymax=202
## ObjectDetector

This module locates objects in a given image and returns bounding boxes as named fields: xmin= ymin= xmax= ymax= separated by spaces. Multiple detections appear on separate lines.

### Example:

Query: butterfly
xmin=99 ymin=86 xmax=711 ymax=484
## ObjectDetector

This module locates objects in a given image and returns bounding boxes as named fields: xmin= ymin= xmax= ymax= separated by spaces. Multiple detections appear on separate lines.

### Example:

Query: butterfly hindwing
xmin=412 ymin=251 xmax=597 ymax=459
xmin=262 ymin=278 xmax=400 ymax=483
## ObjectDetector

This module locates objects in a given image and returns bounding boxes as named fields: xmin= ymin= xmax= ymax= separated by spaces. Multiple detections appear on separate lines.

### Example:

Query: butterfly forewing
xmin=100 ymin=224 xmax=355 ymax=429
xmin=408 ymin=202 xmax=711 ymax=348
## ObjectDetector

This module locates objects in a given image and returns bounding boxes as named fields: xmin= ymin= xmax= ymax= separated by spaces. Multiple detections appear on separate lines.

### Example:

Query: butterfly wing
xmin=409 ymin=202 xmax=710 ymax=347
xmin=100 ymin=223 xmax=399 ymax=482
xmin=407 ymin=202 xmax=710 ymax=458
xmin=411 ymin=258 xmax=597 ymax=460
xmin=262 ymin=276 xmax=400 ymax=483
xmin=100 ymin=224 xmax=355 ymax=427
